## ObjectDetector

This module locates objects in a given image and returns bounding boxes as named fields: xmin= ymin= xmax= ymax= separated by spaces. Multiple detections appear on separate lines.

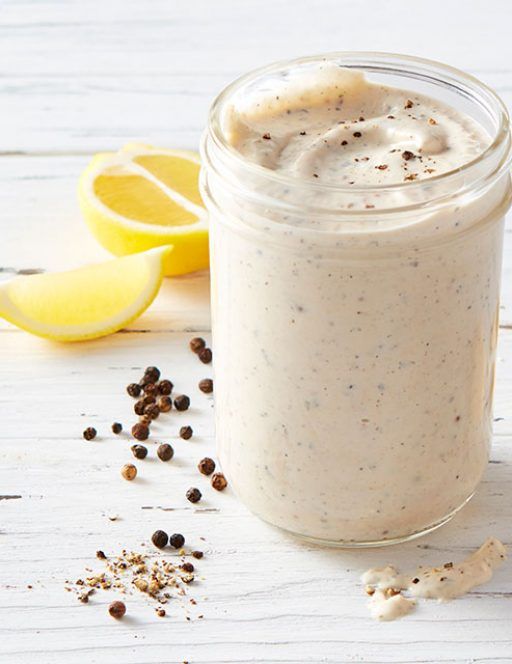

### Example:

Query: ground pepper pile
xmin=65 ymin=544 xmax=204 ymax=619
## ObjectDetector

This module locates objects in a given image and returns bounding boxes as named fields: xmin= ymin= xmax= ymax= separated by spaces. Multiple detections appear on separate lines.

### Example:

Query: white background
xmin=1 ymin=1 xmax=512 ymax=662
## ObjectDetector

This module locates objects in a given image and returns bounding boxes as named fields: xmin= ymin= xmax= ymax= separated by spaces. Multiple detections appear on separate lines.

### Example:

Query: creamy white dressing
xmin=368 ymin=589 xmax=416 ymax=622
xmin=205 ymin=61 xmax=510 ymax=544
xmin=225 ymin=65 xmax=488 ymax=191
xmin=362 ymin=537 xmax=507 ymax=620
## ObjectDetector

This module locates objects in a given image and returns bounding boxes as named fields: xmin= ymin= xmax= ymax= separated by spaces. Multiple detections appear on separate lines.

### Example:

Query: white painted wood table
xmin=1 ymin=1 xmax=512 ymax=662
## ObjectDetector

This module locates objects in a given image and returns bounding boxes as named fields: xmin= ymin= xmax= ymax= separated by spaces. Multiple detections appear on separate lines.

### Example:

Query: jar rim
xmin=206 ymin=51 xmax=511 ymax=201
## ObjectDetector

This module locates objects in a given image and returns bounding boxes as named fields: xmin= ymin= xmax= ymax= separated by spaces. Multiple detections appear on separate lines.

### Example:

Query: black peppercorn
xmin=174 ymin=394 xmax=190 ymax=411
xmin=131 ymin=444 xmax=148 ymax=459
xmin=180 ymin=425 xmax=193 ymax=440
xmin=143 ymin=382 xmax=158 ymax=397
xmin=211 ymin=472 xmax=228 ymax=491
xmin=198 ymin=378 xmax=213 ymax=393
xmin=83 ymin=427 xmax=97 ymax=441
xmin=198 ymin=347 xmax=212 ymax=364
xmin=126 ymin=383 xmax=141 ymax=398
xmin=134 ymin=395 xmax=155 ymax=415
xmin=151 ymin=529 xmax=169 ymax=549
xmin=157 ymin=395 xmax=172 ymax=412
xmin=157 ymin=443 xmax=174 ymax=461
xmin=132 ymin=423 xmax=149 ymax=441
xmin=112 ymin=422 xmax=122 ymax=435
xmin=121 ymin=463 xmax=137 ymax=481
xmin=134 ymin=399 xmax=146 ymax=416
xmin=186 ymin=487 xmax=202 ymax=503
xmin=144 ymin=366 xmax=161 ymax=383
xmin=181 ymin=562 xmax=194 ymax=573
xmin=157 ymin=379 xmax=173 ymax=395
xmin=169 ymin=533 xmax=185 ymax=549
xmin=144 ymin=403 xmax=160 ymax=420
xmin=198 ymin=457 xmax=216 ymax=476
xmin=108 ymin=601 xmax=126 ymax=619
xmin=138 ymin=375 xmax=151 ymax=389
xmin=189 ymin=337 xmax=206 ymax=353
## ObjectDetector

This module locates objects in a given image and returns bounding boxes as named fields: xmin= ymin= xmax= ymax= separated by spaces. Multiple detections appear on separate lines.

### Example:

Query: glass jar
xmin=200 ymin=53 xmax=512 ymax=546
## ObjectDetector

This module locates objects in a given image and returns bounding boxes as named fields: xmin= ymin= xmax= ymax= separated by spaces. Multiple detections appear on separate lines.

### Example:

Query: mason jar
xmin=200 ymin=53 xmax=512 ymax=546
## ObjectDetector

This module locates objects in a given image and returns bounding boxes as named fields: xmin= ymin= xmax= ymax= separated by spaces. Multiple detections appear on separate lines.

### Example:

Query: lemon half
xmin=78 ymin=144 xmax=208 ymax=276
xmin=0 ymin=246 xmax=171 ymax=341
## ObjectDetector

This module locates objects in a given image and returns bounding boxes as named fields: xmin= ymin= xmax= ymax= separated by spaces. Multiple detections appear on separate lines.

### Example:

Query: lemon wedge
xmin=0 ymin=246 xmax=171 ymax=341
xmin=78 ymin=143 xmax=208 ymax=276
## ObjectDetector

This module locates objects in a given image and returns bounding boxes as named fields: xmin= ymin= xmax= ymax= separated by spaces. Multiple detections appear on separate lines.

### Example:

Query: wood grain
xmin=1 ymin=1 xmax=512 ymax=662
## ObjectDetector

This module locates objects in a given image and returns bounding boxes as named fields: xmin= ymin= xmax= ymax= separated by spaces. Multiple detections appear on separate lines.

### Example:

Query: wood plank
xmin=1 ymin=0 xmax=512 ymax=76
xmin=1 ymin=0 xmax=512 ymax=152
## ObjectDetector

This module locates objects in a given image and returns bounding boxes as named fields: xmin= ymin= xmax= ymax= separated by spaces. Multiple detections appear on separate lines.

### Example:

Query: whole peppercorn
xmin=134 ymin=395 xmax=155 ymax=415
xmin=157 ymin=379 xmax=173 ymax=395
xmin=157 ymin=395 xmax=172 ymax=413
xmin=126 ymin=383 xmax=141 ymax=398
xmin=191 ymin=550 xmax=204 ymax=559
xmin=189 ymin=337 xmax=206 ymax=354
xmin=211 ymin=472 xmax=228 ymax=491
xmin=198 ymin=347 xmax=212 ymax=364
xmin=132 ymin=422 xmax=149 ymax=441
xmin=186 ymin=487 xmax=202 ymax=503
xmin=156 ymin=608 xmax=166 ymax=617
xmin=157 ymin=443 xmax=174 ymax=462
xmin=108 ymin=600 xmax=126 ymax=619
xmin=134 ymin=399 xmax=146 ymax=416
xmin=151 ymin=529 xmax=169 ymax=549
xmin=198 ymin=378 xmax=213 ymax=394
xmin=83 ymin=427 xmax=97 ymax=441
xmin=198 ymin=457 xmax=216 ymax=476
xmin=111 ymin=422 xmax=122 ymax=435
xmin=181 ymin=562 xmax=194 ymax=573
xmin=169 ymin=533 xmax=185 ymax=549
xmin=144 ymin=403 xmax=160 ymax=420
xmin=143 ymin=382 xmax=158 ymax=397
xmin=144 ymin=366 xmax=161 ymax=383
xmin=174 ymin=394 xmax=190 ymax=411
xmin=131 ymin=444 xmax=148 ymax=459
xmin=138 ymin=375 xmax=151 ymax=389
xmin=180 ymin=425 xmax=193 ymax=440
xmin=121 ymin=464 xmax=137 ymax=481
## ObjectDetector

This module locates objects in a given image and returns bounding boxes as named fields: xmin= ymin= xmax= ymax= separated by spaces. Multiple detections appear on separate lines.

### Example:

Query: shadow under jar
xmin=200 ymin=53 xmax=512 ymax=547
